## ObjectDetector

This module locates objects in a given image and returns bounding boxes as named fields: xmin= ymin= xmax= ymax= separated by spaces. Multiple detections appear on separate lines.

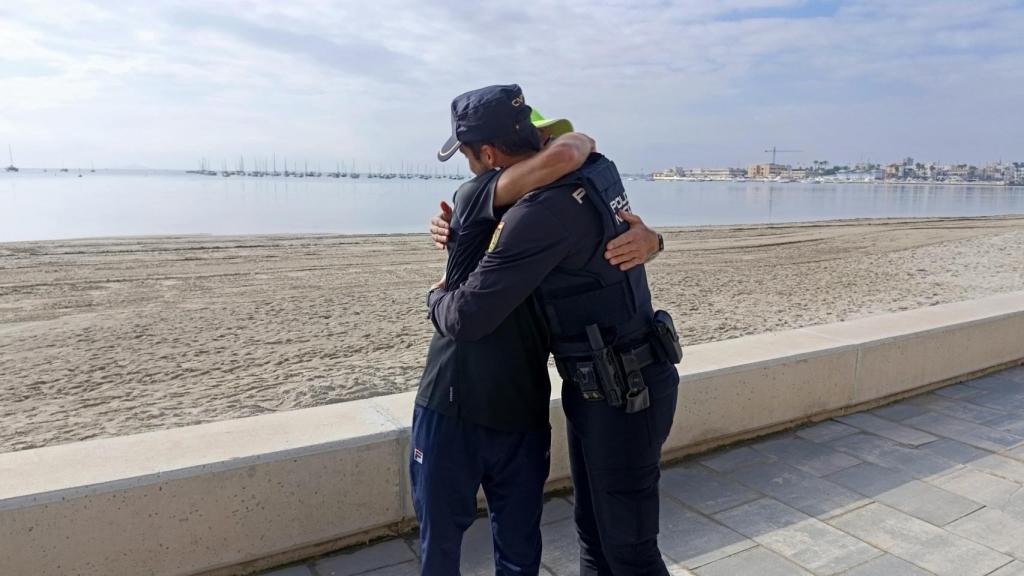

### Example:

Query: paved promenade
xmin=266 ymin=365 xmax=1024 ymax=576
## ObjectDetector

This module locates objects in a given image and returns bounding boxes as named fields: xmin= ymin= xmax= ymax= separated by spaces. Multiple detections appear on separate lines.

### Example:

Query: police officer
xmin=431 ymin=87 xmax=679 ymax=575
xmin=412 ymin=84 xmax=659 ymax=575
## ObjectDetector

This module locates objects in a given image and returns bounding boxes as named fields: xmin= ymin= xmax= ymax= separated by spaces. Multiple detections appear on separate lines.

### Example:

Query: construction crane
xmin=764 ymin=146 xmax=802 ymax=165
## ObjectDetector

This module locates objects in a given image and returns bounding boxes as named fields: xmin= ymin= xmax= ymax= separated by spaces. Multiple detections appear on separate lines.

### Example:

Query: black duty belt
xmin=555 ymin=339 xmax=659 ymax=413
xmin=554 ymin=312 xmax=683 ymax=414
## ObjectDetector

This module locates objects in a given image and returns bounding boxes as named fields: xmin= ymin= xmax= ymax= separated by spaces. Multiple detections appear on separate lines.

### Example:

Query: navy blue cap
xmin=438 ymin=84 xmax=535 ymax=162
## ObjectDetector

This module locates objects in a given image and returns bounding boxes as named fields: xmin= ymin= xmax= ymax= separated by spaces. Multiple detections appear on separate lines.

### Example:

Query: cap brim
xmin=532 ymin=117 xmax=574 ymax=138
xmin=437 ymin=134 xmax=460 ymax=162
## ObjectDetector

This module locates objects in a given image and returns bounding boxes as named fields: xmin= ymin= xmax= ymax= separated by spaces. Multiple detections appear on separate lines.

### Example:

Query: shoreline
xmin=2 ymin=215 xmax=1024 ymax=453
xmin=4 ymin=213 xmax=1024 ymax=246
xmin=649 ymin=178 xmax=1024 ymax=187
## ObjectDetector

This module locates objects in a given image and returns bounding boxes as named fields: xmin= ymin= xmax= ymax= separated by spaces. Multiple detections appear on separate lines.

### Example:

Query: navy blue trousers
xmin=410 ymin=405 xmax=551 ymax=575
xmin=561 ymin=362 xmax=679 ymax=576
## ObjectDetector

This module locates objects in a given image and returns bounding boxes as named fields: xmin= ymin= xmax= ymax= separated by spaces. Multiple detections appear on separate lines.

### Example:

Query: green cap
xmin=530 ymin=109 xmax=574 ymax=138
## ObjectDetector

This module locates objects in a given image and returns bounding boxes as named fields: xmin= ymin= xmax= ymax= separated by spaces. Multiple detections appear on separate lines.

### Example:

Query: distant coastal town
xmin=650 ymin=157 xmax=1024 ymax=185
xmin=6 ymin=143 xmax=1024 ymax=187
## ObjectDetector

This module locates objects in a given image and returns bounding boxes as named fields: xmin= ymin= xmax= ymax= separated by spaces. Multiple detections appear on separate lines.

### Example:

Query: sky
xmin=1 ymin=0 xmax=1022 ymax=172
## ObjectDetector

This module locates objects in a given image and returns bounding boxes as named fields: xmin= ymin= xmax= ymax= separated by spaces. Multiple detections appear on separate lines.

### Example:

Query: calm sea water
xmin=2 ymin=170 xmax=1024 ymax=242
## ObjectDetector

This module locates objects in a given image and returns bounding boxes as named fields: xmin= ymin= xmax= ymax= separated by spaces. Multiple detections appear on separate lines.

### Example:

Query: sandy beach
xmin=2 ymin=216 xmax=1023 ymax=453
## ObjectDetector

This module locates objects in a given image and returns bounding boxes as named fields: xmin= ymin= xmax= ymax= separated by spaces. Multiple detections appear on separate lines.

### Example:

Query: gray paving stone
xmin=966 ymin=373 xmax=1023 ymax=392
xmin=828 ymin=433 xmax=960 ymax=480
xmin=315 ymin=539 xmax=417 ymax=576
xmin=405 ymin=535 xmax=420 ymax=558
xmin=700 ymin=446 xmax=774 ymax=473
xmin=918 ymin=437 xmax=993 ymax=464
xmin=904 ymin=412 xmax=1024 ymax=452
xmin=539 ymin=517 xmax=580 ymax=576
xmin=751 ymin=436 xmax=862 ymax=476
xmin=660 ymin=464 xmax=760 ymax=515
xmin=693 ymin=546 xmax=810 ymax=576
xmin=728 ymin=462 xmax=869 ymax=520
xmin=965 ymin=390 xmax=1024 ymax=414
xmin=835 ymin=412 xmax=938 ymax=446
xmin=921 ymin=436 xmax=1024 ymax=485
xmin=985 ymin=413 xmax=1024 ymax=437
xmin=933 ymin=383 xmax=984 ymax=399
xmin=906 ymin=394 xmax=1010 ymax=424
xmin=991 ymin=561 xmax=1024 ymax=576
xmin=867 ymin=480 xmax=983 ymax=527
xmin=828 ymin=503 xmax=1013 ymax=576
xmin=361 ymin=562 xmax=420 ymax=576
xmin=263 ymin=566 xmax=315 ymax=576
xmin=713 ymin=498 xmax=882 ymax=574
xmin=664 ymin=560 xmax=697 ymax=575
xmin=841 ymin=554 xmax=934 ymax=576
xmin=458 ymin=516 xmax=497 ymax=576
xmin=826 ymin=462 xmax=910 ymax=494
xmin=658 ymin=496 xmax=757 ymax=569
xmin=946 ymin=508 xmax=1024 ymax=560
xmin=871 ymin=403 xmax=929 ymax=422
xmin=972 ymin=454 xmax=1024 ymax=485
xmin=918 ymin=438 xmax=1024 ymax=483
xmin=795 ymin=420 xmax=860 ymax=444
xmin=541 ymin=497 xmax=574 ymax=526
xmin=826 ymin=462 xmax=982 ymax=526
xmin=928 ymin=468 xmax=1023 ymax=510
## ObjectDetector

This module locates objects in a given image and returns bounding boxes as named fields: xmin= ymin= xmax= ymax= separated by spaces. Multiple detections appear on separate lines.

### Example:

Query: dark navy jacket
xmin=416 ymin=170 xmax=551 ymax=432
xmin=428 ymin=178 xmax=604 ymax=344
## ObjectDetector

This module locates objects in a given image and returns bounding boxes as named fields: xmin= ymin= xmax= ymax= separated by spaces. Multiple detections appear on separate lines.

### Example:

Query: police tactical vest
xmin=536 ymin=154 xmax=656 ymax=358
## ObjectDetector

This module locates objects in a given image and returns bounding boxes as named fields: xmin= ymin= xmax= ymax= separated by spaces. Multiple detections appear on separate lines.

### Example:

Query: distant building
xmin=1014 ymin=163 xmax=1024 ymax=184
xmin=833 ymin=171 xmax=882 ymax=181
xmin=687 ymin=167 xmax=745 ymax=180
xmin=747 ymin=163 xmax=787 ymax=178
xmin=947 ymin=164 xmax=977 ymax=180
xmin=980 ymin=163 xmax=1010 ymax=182
xmin=652 ymin=168 xmax=682 ymax=180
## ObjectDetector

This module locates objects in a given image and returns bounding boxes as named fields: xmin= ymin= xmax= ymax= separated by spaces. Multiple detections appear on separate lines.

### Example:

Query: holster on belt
xmin=586 ymin=324 xmax=650 ymax=413
xmin=618 ymin=346 xmax=651 ymax=414
xmin=557 ymin=325 xmax=657 ymax=414
xmin=652 ymin=310 xmax=683 ymax=364
xmin=585 ymin=325 xmax=624 ymax=408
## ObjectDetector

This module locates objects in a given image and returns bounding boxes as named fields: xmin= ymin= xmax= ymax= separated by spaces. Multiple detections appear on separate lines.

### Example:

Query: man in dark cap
xmin=428 ymin=85 xmax=680 ymax=575
xmin=411 ymin=84 xmax=662 ymax=575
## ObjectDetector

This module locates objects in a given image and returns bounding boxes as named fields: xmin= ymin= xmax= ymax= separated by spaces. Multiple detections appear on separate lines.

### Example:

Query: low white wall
xmin=2 ymin=292 xmax=1023 ymax=576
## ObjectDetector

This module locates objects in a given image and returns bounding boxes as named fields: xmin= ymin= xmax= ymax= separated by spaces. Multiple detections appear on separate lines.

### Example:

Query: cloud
xmin=166 ymin=8 xmax=422 ymax=83
xmin=0 ymin=0 xmax=1021 ymax=170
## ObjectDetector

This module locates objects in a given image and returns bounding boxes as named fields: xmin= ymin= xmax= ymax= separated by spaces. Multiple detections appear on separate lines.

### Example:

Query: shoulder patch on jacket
xmin=487 ymin=221 xmax=505 ymax=252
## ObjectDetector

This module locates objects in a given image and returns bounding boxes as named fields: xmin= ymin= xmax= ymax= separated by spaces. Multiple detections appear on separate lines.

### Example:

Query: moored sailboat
xmin=5 ymin=145 xmax=18 ymax=172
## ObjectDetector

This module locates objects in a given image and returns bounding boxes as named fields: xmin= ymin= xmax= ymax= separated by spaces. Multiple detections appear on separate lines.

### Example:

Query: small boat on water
xmin=5 ymin=145 xmax=17 ymax=172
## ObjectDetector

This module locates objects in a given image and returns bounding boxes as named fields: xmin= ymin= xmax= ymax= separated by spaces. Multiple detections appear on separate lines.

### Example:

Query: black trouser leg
xmin=482 ymin=425 xmax=550 ymax=576
xmin=567 ymin=420 xmax=613 ymax=575
xmin=562 ymin=363 xmax=679 ymax=576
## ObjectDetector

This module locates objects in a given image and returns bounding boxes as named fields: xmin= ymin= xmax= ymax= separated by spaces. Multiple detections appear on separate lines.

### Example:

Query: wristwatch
xmin=646 ymin=233 xmax=664 ymax=263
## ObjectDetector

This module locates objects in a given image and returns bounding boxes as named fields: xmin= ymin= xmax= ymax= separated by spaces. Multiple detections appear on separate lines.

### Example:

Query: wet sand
xmin=2 ymin=216 xmax=1023 ymax=453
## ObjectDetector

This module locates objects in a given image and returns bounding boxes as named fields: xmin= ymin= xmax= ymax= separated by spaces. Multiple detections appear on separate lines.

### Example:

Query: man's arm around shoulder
xmin=492 ymin=133 xmax=595 ymax=208
xmin=429 ymin=201 xmax=571 ymax=341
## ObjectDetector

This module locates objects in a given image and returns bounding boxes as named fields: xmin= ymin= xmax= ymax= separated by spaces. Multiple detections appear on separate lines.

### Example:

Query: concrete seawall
xmin=2 ymin=292 xmax=1023 ymax=576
